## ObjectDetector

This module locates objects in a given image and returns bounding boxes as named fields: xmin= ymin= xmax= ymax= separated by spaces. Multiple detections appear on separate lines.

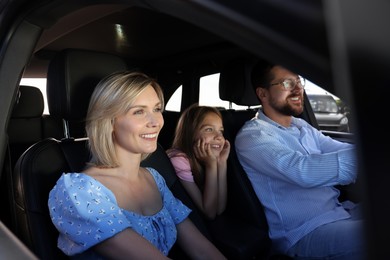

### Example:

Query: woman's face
xmin=113 ymin=85 xmax=164 ymax=156
xmin=195 ymin=112 xmax=225 ymax=155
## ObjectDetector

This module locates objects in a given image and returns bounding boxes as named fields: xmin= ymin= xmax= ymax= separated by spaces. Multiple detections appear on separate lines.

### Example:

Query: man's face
xmin=264 ymin=65 xmax=304 ymax=116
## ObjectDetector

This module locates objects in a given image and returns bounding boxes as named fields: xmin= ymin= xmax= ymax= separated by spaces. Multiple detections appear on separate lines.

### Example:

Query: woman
xmin=48 ymin=71 xmax=225 ymax=259
xmin=167 ymin=104 xmax=230 ymax=220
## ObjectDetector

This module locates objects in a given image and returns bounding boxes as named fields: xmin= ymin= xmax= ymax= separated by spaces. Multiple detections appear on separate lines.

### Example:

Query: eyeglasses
xmin=270 ymin=76 xmax=306 ymax=91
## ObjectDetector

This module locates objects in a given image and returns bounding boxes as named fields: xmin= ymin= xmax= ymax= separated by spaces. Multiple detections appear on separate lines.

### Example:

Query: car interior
xmin=0 ymin=1 xmax=389 ymax=259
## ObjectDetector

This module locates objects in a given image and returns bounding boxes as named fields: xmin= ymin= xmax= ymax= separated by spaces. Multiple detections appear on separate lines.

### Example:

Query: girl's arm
xmin=194 ymin=139 xmax=219 ymax=219
xmin=216 ymin=139 xmax=230 ymax=214
xmin=170 ymin=153 xmax=218 ymax=219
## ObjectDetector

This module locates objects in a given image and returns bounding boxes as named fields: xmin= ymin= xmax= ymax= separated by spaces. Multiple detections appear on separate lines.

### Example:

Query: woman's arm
xmin=94 ymin=228 xmax=170 ymax=260
xmin=176 ymin=218 xmax=226 ymax=260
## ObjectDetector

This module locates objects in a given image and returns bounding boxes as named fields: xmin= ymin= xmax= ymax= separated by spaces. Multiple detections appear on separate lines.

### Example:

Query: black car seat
xmin=11 ymin=49 xmax=212 ymax=259
xmin=8 ymin=85 xmax=63 ymax=169
xmin=218 ymin=58 xmax=271 ymax=237
xmin=2 ymin=85 xmax=63 ymax=230
xmin=158 ymin=110 xmax=181 ymax=149
xmin=219 ymin=58 xmax=294 ymax=259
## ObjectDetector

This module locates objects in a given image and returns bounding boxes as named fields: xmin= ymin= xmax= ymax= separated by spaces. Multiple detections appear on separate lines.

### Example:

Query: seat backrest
xmin=221 ymin=109 xmax=269 ymax=231
xmin=8 ymin=85 xmax=63 ymax=168
xmin=46 ymin=49 xmax=130 ymax=138
xmin=158 ymin=110 xmax=181 ymax=149
xmin=219 ymin=58 xmax=270 ymax=232
xmin=13 ymin=138 xmax=89 ymax=259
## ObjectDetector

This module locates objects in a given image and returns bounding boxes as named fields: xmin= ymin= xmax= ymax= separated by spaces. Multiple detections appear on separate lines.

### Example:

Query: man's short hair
xmin=251 ymin=60 xmax=275 ymax=91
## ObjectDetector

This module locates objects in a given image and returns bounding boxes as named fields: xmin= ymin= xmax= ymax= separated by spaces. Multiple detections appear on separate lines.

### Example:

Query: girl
xmin=167 ymin=104 xmax=230 ymax=220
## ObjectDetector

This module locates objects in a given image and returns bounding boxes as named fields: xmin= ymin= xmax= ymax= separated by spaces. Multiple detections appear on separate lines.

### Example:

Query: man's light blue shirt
xmin=235 ymin=109 xmax=357 ymax=253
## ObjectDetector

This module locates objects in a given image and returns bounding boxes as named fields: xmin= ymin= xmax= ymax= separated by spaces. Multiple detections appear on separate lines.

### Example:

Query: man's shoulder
xmin=236 ymin=117 xmax=273 ymax=139
xmin=244 ymin=116 xmax=274 ymax=129
xmin=239 ymin=117 xmax=261 ymax=131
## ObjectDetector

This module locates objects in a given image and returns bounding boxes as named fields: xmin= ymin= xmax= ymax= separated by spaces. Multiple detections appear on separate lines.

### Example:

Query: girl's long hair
xmin=169 ymin=104 xmax=222 ymax=188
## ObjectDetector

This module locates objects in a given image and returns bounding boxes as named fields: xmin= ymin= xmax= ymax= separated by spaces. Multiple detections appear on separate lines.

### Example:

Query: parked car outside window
xmin=308 ymin=94 xmax=349 ymax=132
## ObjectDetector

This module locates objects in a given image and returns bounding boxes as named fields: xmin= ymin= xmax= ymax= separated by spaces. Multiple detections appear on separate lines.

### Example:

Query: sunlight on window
xmin=199 ymin=74 xmax=230 ymax=108
xmin=200 ymin=74 xmax=250 ymax=110
xmin=165 ymin=86 xmax=182 ymax=112
xmin=162 ymin=74 xmax=341 ymax=113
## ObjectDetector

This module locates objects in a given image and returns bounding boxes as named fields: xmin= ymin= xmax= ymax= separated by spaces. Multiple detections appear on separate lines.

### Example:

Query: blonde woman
xmin=48 ymin=71 xmax=226 ymax=259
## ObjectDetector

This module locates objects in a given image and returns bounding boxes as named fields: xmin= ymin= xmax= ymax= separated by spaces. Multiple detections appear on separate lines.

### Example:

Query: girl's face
xmin=195 ymin=112 xmax=225 ymax=155
xmin=113 ymin=85 xmax=164 ymax=156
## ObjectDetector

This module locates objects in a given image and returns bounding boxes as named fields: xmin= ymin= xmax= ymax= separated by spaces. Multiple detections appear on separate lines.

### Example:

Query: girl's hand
xmin=219 ymin=139 xmax=230 ymax=162
xmin=193 ymin=138 xmax=217 ymax=166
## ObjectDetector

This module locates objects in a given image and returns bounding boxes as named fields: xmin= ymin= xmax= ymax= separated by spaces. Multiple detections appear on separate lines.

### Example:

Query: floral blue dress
xmin=48 ymin=167 xmax=191 ymax=258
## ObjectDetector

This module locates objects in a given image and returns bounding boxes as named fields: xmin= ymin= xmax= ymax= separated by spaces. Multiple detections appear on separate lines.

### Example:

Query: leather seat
xmin=219 ymin=58 xmax=294 ymax=259
xmin=219 ymin=58 xmax=273 ymax=257
xmin=8 ymin=85 xmax=63 ymax=169
xmin=2 ymin=85 xmax=63 ymax=232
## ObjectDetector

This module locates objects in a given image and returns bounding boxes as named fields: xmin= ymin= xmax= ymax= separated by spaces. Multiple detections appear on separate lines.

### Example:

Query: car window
xmin=199 ymin=73 xmax=250 ymax=109
xmin=165 ymin=73 xmax=256 ymax=111
xmin=165 ymin=85 xmax=182 ymax=112
xmin=166 ymin=74 xmax=352 ymax=134
xmin=24 ymin=75 xmax=352 ymax=134
xmin=307 ymin=93 xmax=351 ymax=133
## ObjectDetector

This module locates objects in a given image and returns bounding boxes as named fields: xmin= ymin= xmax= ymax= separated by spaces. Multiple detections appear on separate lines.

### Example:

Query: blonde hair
xmin=86 ymin=71 xmax=164 ymax=168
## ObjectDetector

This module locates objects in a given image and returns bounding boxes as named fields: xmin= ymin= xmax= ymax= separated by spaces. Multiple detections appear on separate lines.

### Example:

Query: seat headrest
xmin=47 ymin=49 xmax=128 ymax=121
xmin=12 ymin=85 xmax=44 ymax=118
xmin=219 ymin=58 xmax=260 ymax=107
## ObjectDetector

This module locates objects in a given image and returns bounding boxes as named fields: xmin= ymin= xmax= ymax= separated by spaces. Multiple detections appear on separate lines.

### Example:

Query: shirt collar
xmin=256 ymin=108 xmax=304 ymax=129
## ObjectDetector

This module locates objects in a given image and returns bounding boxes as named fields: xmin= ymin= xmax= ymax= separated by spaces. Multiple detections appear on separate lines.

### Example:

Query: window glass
xmin=305 ymin=80 xmax=351 ymax=133
xmin=165 ymin=85 xmax=182 ymax=112
xmin=164 ymin=73 xmax=352 ymax=133
xmin=199 ymin=73 xmax=250 ymax=110
xmin=165 ymin=73 xmax=251 ymax=111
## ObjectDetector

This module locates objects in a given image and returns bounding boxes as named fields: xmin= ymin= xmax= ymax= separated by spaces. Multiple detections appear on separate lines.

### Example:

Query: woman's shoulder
xmin=50 ymin=172 xmax=115 ymax=201
xmin=55 ymin=172 xmax=97 ymax=187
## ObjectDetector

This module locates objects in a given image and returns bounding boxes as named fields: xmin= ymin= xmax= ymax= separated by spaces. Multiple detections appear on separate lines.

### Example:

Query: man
xmin=235 ymin=61 xmax=365 ymax=259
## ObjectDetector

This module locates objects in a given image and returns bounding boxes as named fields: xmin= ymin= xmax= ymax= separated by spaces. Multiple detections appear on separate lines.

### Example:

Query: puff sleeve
xmin=48 ymin=173 xmax=131 ymax=255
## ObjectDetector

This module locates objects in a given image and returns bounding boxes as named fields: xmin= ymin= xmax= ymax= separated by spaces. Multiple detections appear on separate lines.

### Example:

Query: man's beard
xmin=270 ymin=96 xmax=304 ymax=117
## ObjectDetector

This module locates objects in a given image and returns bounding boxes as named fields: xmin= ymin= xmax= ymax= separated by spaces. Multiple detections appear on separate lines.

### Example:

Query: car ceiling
xmin=24 ymin=4 xmax=234 ymax=78
xmin=20 ymin=1 xmax=332 ymax=92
